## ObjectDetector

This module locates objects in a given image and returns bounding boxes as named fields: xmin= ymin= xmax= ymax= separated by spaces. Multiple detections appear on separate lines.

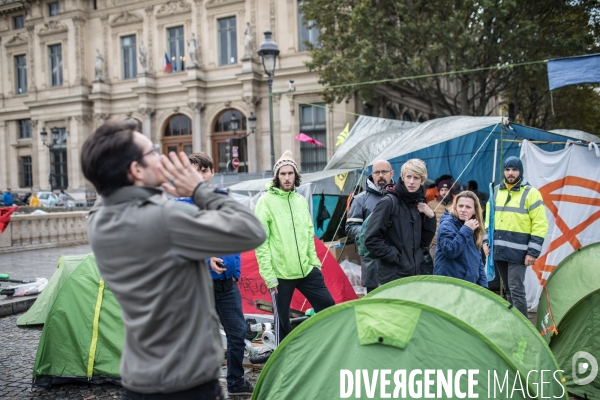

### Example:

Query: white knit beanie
xmin=273 ymin=150 xmax=299 ymax=176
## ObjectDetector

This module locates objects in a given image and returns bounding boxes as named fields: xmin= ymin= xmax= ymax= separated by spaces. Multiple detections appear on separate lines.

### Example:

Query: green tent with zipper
xmin=29 ymin=253 xmax=123 ymax=387
xmin=252 ymin=276 xmax=566 ymax=400
xmin=536 ymin=242 xmax=600 ymax=399
xmin=17 ymin=254 xmax=87 ymax=326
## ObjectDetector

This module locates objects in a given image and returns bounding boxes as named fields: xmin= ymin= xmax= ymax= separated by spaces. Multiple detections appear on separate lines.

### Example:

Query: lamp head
xmin=248 ymin=112 xmax=257 ymax=134
xmin=257 ymin=30 xmax=280 ymax=76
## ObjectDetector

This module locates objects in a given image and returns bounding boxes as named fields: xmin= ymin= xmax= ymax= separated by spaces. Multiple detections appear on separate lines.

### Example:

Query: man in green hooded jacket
xmin=255 ymin=150 xmax=335 ymax=344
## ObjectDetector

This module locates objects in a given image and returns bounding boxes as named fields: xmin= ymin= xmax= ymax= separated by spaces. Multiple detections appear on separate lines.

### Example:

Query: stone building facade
xmin=0 ymin=0 xmax=490 ymax=195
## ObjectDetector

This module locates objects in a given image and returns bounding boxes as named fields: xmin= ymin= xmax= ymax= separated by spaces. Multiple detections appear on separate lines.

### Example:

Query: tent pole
xmin=492 ymin=139 xmax=498 ymax=185
xmin=499 ymin=124 xmax=505 ymax=299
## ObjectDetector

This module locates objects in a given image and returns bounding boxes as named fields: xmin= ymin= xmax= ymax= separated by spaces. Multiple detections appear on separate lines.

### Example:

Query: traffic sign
xmin=232 ymin=158 xmax=240 ymax=169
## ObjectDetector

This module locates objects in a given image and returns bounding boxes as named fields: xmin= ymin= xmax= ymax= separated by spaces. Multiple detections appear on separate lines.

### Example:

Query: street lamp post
xmin=257 ymin=30 xmax=280 ymax=171
xmin=40 ymin=127 xmax=60 ymax=190
xmin=247 ymin=112 xmax=257 ymax=135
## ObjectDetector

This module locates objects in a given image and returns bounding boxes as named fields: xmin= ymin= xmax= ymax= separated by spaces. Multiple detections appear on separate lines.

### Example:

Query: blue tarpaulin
xmin=547 ymin=53 xmax=600 ymax=91
xmin=385 ymin=123 xmax=592 ymax=189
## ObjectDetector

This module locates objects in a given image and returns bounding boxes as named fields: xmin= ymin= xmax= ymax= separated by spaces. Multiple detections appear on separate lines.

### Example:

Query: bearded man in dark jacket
xmin=365 ymin=159 xmax=437 ymax=285
xmin=346 ymin=160 xmax=394 ymax=292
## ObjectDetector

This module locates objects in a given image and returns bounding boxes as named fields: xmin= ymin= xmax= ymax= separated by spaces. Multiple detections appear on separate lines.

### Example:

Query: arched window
xmin=418 ymin=115 xmax=427 ymax=123
xmin=386 ymin=107 xmax=396 ymax=120
xmin=214 ymin=109 xmax=247 ymax=132
xmin=164 ymin=114 xmax=192 ymax=136
xmin=162 ymin=114 xmax=193 ymax=155
xmin=211 ymin=109 xmax=248 ymax=173
xmin=402 ymin=112 xmax=412 ymax=122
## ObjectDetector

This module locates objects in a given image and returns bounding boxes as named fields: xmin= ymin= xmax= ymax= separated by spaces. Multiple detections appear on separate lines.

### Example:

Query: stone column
xmin=188 ymin=102 xmax=204 ymax=152
xmin=37 ymin=122 xmax=51 ymax=191
xmin=0 ymin=120 xmax=7 ymax=190
xmin=139 ymin=108 xmax=154 ymax=141
xmin=243 ymin=96 xmax=259 ymax=173
xmin=72 ymin=115 xmax=92 ymax=189
xmin=93 ymin=113 xmax=109 ymax=130
xmin=30 ymin=119 xmax=40 ymax=190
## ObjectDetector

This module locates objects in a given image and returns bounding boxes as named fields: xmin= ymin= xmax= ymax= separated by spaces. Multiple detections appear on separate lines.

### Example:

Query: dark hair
xmin=467 ymin=180 xmax=478 ymax=190
xmin=80 ymin=120 xmax=143 ymax=197
xmin=435 ymin=174 xmax=453 ymax=184
xmin=272 ymin=169 xmax=302 ymax=189
xmin=188 ymin=152 xmax=213 ymax=171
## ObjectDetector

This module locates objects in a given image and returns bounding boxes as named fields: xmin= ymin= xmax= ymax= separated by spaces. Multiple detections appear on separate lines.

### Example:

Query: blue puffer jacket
xmin=433 ymin=210 xmax=487 ymax=287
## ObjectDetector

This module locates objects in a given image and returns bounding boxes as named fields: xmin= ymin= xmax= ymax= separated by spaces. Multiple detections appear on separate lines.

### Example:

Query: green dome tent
xmin=366 ymin=276 xmax=566 ymax=399
xmin=29 ymin=254 xmax=123 ymax=387
xmin=536 ymin=242 xmax=600 ymax=399
xmin=17 ymin=254 xmax=88 ymax=326
xmin=253 ymin=278 xmax=566 ymax=400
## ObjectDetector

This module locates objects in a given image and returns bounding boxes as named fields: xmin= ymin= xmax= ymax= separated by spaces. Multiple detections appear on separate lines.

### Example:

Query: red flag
xmin=295 ymin=133 xmax=324 ymax=146
xmin=164 ymin=53 xmax=173 ymax=73
xmin=0 ymin=206 xmax=19 ymax=233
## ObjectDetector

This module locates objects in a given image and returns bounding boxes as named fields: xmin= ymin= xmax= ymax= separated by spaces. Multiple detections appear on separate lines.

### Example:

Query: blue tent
xmin=228 ymin=116 xmax=598 ymax=192
xmin=386 ymin=122 xmax=596 ymax=188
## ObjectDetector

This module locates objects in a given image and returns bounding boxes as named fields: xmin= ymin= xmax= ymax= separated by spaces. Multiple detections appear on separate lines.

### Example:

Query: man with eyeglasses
xmin=81 ymin=120 xmax=266 ymax=399
xmin=346 ymin=160 xmax=395 ymax=293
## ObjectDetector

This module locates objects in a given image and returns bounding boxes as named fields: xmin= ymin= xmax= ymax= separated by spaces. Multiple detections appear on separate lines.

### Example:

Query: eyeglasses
xmin=142 ymin=144 xmax=161 ymax=158
xmin=372 ymin=170 xmax=392 ymax=176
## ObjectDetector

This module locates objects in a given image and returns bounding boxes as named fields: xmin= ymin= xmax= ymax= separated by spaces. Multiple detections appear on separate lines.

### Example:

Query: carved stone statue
xmin=187 ymin=33 xmax=199 ymax=68
xmin=244 ymin=22 xmax=253 ymax=59
xmin=139 ymin=41 xmax=147 ymax=73
xmin=94 ymin=49 xmax=104 ymax=82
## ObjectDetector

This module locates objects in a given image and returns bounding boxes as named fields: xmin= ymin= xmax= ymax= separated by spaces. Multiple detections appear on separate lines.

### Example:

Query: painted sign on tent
xmin=521 ymin=140 xmax=600 ymax=311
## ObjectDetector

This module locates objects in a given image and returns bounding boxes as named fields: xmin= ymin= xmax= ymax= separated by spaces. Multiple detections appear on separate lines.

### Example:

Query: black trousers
xmin=122 ymin=379 xmax=223 ymax=400
xmin=271 ymin=267 xmax=335 ymax=344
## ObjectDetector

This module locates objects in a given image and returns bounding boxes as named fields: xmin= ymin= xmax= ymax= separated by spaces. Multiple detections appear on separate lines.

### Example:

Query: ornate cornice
xmin=74 ymin=115 xmax=93 ymax=124
xmin=188 ymin=102 xmax=205 ymax=112
xmin=4 ymin=33 xmax=28 ymax=47
xmin=156 ymin=0 xmax=191 ymax=18
xmin=38 ymin=21 xmax=68 ymax=36
xmin=138 ymin=108 xmax=155 ymax=117
xmin=243 ymin=95 xmax=259 ymax=106
xmin=206 ymin=0 xmax=245 ymax=8
xmin=110 ymin=11 xmax=143 ymax=27
xmin=94 ymin=113 xmax=110 ymax=122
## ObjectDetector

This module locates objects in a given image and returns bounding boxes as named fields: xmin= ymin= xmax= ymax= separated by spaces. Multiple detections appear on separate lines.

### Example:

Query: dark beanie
xmin=504 ymin=156 xmax=523 ymax=178
xmin=437 ymin=180 xmax=451 ymax=191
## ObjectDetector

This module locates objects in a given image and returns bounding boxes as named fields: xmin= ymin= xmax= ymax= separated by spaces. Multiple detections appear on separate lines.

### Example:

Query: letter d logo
xmin=572 ymin=351 xmax=598 ymax=386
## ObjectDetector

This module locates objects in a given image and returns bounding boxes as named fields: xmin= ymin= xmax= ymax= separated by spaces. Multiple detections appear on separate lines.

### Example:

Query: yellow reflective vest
xmin=484 ymin=182 xmax=548 ymax=264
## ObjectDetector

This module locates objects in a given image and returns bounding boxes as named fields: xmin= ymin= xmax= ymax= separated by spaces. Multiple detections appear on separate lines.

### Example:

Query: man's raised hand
xmin=158 ymin=151 xmax=204 ymax=197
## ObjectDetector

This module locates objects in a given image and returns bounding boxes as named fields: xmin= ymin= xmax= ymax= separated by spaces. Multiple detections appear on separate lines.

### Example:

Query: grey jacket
xmin=345 ymin=177 xmax=390 ymax=288
xmin=87 ymin=185 xmax=266 ymax=394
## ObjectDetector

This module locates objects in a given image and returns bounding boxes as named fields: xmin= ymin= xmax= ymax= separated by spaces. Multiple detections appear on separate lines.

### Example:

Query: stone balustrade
xmin=0 ymin=212 xmax=89 ymax=253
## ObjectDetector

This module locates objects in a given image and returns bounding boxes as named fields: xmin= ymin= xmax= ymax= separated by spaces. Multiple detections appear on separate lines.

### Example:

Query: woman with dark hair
xmin=434 ymin=190 xmax=487 ymax=287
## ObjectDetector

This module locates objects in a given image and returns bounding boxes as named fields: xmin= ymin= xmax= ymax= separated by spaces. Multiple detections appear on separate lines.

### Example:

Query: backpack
xmin=356 ymin=194 xmax=399 ymax=259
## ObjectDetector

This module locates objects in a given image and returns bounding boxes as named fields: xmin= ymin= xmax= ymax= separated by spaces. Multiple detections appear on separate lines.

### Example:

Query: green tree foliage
xmin=302 ymin=0 xmax=600 ymax=134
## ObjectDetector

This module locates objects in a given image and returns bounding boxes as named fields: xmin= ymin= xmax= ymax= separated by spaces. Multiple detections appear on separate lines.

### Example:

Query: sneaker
xmin=228 ymin=379 xmax=254 ymax=396
xmin=249 ymin=348 xmax=273 ymax=364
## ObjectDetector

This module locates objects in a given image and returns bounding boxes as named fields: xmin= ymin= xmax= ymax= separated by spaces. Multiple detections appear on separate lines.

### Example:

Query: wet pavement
xmin=0 ymin=246 xmax=260 ymax=399
xmin=0 ymin=244 xmax=93 ymax=282
xmin=0 ymin=313 xmax=260 ymax=399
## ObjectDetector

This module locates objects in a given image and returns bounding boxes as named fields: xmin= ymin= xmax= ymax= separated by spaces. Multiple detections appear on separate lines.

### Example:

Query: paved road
xmin=0 ymin=245 xmax=259 ymax=399
xmin=1 ymin=312 xmax=258 ymax=399
xmin=0 ymin=245 xmax=92 ymax=281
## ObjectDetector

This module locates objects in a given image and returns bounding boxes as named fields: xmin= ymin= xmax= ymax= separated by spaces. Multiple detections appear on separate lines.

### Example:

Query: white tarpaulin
xmin=521 ymin=140 xmax=600 ymax=311
xmin=324 ymin=118 xmax=419 ymax=170
xmin=228 ymin=115 xmax=597 ymax=192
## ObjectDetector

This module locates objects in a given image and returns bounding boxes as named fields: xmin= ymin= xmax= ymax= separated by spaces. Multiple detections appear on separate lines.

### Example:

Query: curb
xmin=0 ymin=295 xmax=38 ymax=317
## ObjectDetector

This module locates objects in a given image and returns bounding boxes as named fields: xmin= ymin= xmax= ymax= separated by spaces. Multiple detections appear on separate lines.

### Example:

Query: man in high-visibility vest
xmin=483 ymin=156 xmax=548 ymax=317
